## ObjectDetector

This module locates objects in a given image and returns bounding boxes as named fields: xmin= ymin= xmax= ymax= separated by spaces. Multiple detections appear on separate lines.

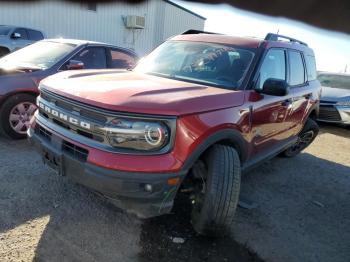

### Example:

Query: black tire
xmin=191 ymin=144 xmax=241 ymax=237
xmin=0 ymin=48 xmax=10 ymax=58
xmin=282 ymin=118 xmax=319 ymax=157
xmin=0 ymin=94 xmax=37 ymax=139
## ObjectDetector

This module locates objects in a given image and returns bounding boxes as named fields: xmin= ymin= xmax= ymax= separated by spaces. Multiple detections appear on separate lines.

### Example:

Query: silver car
xmin=318 ymin=72 xmax=350 ymax=125
xmin=0 ymin=25 xmax=44 ymax=57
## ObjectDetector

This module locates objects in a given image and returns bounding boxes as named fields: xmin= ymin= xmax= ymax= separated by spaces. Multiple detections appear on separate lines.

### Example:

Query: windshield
xmin=0 ymin=41 xmax=76 ymax=70
xmin=135 ymin=41 xmax=255 ymax=89
xmin=318 ymin=74 xmax=350 ymax=90
xmin=0 ymin=26 xmax=11 ymax=36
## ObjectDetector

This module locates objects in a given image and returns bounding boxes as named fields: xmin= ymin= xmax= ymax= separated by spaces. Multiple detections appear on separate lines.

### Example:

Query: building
xmin=0 ymin=0 xmax=205 ymax=55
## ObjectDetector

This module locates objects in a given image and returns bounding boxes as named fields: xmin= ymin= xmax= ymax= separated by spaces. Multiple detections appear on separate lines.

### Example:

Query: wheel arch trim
xmin=181 ymin=128 xmax=248 ymax=171
xmin=0 ymin=90 xmax=38 ymax=109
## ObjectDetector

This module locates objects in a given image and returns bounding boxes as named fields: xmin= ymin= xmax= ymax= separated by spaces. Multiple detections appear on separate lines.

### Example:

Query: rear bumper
xmin=28 ymin=124 xmax=186 ymax=218
xmin=317 ymin=105 xmax=350 ymax=125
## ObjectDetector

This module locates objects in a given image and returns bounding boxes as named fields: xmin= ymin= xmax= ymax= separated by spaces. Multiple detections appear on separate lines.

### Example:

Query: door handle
xmin=282 ymin=99 xmax=292 ymax=107
xmin=304 ymin=93 xmax=312 ymax=100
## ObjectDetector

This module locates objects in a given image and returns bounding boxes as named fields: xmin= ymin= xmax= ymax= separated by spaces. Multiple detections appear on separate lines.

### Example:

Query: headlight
xmin=104 ymin=118 xmax=170 ymax=152
xmin=336 ymin=101 xmax=350 ymax=107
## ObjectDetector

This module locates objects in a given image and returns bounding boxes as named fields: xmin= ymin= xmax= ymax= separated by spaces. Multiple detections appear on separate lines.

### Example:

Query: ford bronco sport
xmin=29 ymin=31 xmax=321 ymax=236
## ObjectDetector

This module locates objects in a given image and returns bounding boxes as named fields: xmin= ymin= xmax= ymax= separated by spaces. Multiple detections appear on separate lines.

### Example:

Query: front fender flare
xmin=181 ymin=128 xmax=248 ymax=171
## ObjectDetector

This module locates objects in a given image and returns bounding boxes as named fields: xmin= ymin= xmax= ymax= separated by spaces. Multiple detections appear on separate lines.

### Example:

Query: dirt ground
xmin=0 ymin=123 xmax=349 ymax=262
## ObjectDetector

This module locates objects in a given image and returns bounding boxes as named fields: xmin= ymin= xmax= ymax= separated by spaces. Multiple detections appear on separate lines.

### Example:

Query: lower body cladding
xmin=318 ymin=105 xmax=350 ymax=125
xmin=28 ymin=123 xmax=186 ymax=218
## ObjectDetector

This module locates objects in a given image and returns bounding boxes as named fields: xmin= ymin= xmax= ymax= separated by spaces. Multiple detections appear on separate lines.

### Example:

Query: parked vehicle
xmin=317 ymin=72 xmax=350 ymax=125
xmin=0 ymin=25 xmax=45 ymax=57
xmin=29 ymin=31 xmax=320 ymax=237
xmin=0 ymin=39 xmax=138 ymax=139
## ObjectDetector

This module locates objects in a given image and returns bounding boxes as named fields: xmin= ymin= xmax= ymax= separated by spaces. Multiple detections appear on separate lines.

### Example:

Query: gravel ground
xmin=0 ymin=123 xmax=349 ymax=262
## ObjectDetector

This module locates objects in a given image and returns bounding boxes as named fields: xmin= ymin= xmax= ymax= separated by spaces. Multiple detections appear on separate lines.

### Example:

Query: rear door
xmin=284 ymin=49 xmax=312 ymax=135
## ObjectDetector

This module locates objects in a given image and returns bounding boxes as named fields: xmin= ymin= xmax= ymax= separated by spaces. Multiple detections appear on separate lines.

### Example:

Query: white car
xmin=318 ymin=72 xmax=350 ymax=125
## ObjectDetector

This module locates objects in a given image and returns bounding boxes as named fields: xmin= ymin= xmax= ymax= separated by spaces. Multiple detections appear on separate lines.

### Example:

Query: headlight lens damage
xmin=104 ymin=118 xmax=170 ymax=151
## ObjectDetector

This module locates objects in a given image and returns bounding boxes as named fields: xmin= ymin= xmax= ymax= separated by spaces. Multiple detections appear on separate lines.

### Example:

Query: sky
xmin=175 ymin=1 xmax=350 ymax=73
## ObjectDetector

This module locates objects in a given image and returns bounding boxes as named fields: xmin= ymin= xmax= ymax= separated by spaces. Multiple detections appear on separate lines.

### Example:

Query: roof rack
xmin=265 ymin=33 xmax=308 ymax=46
xmin=181 ymin=29 xmax=220 ymax=35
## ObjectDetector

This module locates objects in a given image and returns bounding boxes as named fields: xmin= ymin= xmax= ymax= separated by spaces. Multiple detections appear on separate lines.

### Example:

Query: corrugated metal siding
xmin=162 ymin=2 xmax=205 ymax=40
xmin=0 ymin=0 xmax=204 ymax=55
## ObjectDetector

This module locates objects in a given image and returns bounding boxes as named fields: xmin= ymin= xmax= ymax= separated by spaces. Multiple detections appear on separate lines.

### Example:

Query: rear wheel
xmin=282 ymin=118 xmax=319 ymax=157
xmin=0 ymin=94 xmax=37 ymax=139
xmin=190 ymin=144 xmax=241 ymax=237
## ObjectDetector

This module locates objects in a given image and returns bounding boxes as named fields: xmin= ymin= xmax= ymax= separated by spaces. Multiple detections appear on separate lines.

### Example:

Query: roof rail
xmin=181 ymin=29 xmax=220 ymax=35
xmin=265 ymin=33 xmax=308 ymax=46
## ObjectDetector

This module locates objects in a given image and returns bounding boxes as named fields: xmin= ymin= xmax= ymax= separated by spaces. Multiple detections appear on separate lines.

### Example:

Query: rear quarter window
xmin=305 ymin=55 xmax=317 ymax=81
xmin=288 ymin=51 xmax=305 ymax=86
xmin=27 ymin=30 xmax=44 ymax=41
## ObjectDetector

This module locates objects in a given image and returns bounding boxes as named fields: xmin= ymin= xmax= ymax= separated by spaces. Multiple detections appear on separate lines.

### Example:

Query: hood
xmin=0 ymin=63 xmax=42 ymax=76
xmin=41 ymin=70 xmax=244 ymax=116
xmin=0 ymin=67 xmax=45 ymax=96
xmin=321 ymin=86 xmax=350 ymax=102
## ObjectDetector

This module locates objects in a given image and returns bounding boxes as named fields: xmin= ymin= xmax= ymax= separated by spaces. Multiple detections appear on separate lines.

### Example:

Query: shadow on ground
xmin=0 ymin=125 xmax=349 ymax=262
xmin=140 ymin=195 xmax=263 ymax=262
xmin=318 ymin=122 xmax=350 ymax=139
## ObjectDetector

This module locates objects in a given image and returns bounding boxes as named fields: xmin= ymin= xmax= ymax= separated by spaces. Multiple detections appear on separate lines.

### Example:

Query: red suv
xmin=29 ymin=31 xmax=321 ymax=236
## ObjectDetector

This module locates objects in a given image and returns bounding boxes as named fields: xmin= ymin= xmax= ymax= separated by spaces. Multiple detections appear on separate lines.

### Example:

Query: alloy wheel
xmin=9 ymin=102 xmax=37 ymax=135
xmin=289 ymin=130 xmax=315 ymax=153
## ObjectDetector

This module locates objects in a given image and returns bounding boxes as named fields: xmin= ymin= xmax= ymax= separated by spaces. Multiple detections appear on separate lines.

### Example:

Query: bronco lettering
xmin=38 ymin=101 xmax=91 ymax=130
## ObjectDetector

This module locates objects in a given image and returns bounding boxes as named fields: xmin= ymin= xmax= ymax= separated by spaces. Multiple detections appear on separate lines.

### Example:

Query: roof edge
xmin=163 ymin=0 xmax=206 ymax=20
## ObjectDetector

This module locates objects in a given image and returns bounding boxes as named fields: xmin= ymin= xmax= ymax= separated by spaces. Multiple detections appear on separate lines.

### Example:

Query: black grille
xmin=319 ymin=106 xmax=341 ymax=121
xmin=62 ymin=141 xmax=89 ymax=162
xmin=37 ymin=125 xmax=52 ymax=141
xmin=39 ymin=89 xmax=107 ymax=144
xmin=41 ymin=90 xmax=107 ymax=123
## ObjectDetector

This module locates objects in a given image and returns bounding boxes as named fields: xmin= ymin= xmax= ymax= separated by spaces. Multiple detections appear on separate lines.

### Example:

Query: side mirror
xmin=260 ymin=78 xmax=289 ymax=96
xmin=11 ymin=32 xmax=21 ymax=39
xmin=66 ymin=60 xmax=84 ymax=70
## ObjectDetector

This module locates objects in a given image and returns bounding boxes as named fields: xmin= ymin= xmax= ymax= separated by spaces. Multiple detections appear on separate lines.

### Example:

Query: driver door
xmin=11 ymin=28 xmax=32 ymax=50
xmin=250 ymin=48 xmax=294 ymax=155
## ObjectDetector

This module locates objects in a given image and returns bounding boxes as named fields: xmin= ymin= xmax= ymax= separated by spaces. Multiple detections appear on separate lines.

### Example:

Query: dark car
xmin=0 ymin=39 xmax=138 ymax=139
xmin=317 ymin=72 xmax=350 ymax=125
xmin=0 ymin=25 xmax=45 ymax=57
xmin=29 ymin=31 xmax=320 ymax=237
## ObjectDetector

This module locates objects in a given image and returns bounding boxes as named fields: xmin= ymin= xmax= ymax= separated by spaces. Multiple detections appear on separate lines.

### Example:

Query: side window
xmin=13 ymin=28 xmax=28 ymax=40
xmin=109 ymin=49 xmax=136 ymax=69
xmin=72 ymin=47 xmax=107 ymax=69
xmin=27 ymin=30 xmax=44 ymax=41
xmin=288 ymin=51 xmax=305 ymax=86
xmin=305 ymin=55 xmax=317 ymax=81
xmin=257 ymin=49 xmax=286 ymax=90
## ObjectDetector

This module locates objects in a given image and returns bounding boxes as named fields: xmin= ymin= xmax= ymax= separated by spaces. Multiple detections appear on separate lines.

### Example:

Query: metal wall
xmin=0 ymin=0 xmax=205 ymax=55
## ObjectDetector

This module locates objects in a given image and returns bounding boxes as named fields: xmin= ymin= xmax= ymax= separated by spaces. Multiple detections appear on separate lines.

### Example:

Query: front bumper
xmin=28 ymin=123 xmax=186 ymax=218
xmin=317 ymin=104 xmax=350 ymax=125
